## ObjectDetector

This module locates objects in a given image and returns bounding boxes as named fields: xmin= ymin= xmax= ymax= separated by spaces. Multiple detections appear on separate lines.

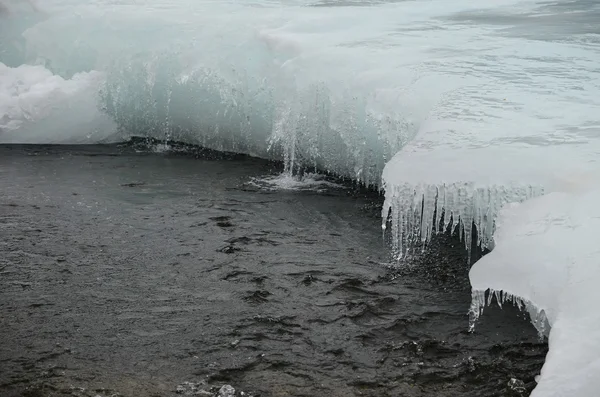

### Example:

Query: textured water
xmin=0 ymin=145 xmax=546 ymax=397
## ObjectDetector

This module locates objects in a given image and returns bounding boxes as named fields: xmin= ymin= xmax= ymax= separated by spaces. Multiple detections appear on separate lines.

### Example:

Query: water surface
xmin=0 ymin=145 xmax=546 ymax=396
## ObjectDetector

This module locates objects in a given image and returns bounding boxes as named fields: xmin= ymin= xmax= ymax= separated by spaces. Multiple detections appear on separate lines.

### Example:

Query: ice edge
xmin=381 ymin=181 xmax=544 ymax=261
xmin=468 ymin=288 xmax=550 ymax=340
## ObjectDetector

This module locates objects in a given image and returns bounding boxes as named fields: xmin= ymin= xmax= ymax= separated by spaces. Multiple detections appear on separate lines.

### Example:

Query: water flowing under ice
xmin=2 ymin=1 xmax=600 ymax=396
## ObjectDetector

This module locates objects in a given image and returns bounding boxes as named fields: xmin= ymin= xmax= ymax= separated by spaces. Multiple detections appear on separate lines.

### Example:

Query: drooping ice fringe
xmin=97 ymin=55 xmax=415 ymax=188
xmin=468 ymin=289 xmax=550 ymax=340
xmin=381 ymin=182 xmax=544 ymax=261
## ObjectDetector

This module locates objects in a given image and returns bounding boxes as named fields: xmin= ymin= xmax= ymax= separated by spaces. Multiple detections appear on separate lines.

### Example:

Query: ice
xmin=2 ymin=1 xmax=600 ymax=396
xmin=381 ymin=180 xmax=544 ymax=259
xmin=468 ymin=289 xmax=550 ymax=338
xmin=0 ymin=0 xmax=538 ymax=186
xmin=3 ymin=0 xmax=597 ymax=185
xmin=469 ymin=182 xmax=600 ymax=397
xmin=0 ymin=62 xmax=116 ymax=143
xmin=380 ymin=0 xmax=600 ymax=254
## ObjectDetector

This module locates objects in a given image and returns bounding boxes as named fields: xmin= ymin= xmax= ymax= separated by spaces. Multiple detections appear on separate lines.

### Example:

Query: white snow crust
xmin=470 ymin=179 xmax=600 ymax=397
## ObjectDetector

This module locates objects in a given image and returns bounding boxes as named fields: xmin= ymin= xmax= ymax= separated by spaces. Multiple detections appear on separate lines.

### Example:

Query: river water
xmin=0 ymin=144 xmax=546 ymax=397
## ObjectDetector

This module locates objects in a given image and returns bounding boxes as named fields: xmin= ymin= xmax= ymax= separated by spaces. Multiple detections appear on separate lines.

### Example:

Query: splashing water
xmin=249 ymin=172 xmax=344 ymax=192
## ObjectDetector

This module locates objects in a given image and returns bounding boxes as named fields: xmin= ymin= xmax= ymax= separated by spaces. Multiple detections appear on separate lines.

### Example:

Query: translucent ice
xmin=2 ymin=2 xmax=600 ymax=395
xmin=380 ymin=0 xmax=600 ymax=253
xmin=6 ymin=0 xmax=586 ymax=186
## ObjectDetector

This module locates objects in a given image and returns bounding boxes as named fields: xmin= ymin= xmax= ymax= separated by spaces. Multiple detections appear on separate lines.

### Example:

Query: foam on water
xmin=249 ymin=172 xmax=344 ymax=192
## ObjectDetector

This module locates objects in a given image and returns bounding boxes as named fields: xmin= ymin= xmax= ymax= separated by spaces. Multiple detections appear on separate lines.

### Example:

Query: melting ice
xmin=2 ymin=0 xmax=600 ymax=396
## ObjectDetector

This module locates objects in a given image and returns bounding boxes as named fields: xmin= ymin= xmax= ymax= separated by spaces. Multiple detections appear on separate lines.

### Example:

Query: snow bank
xmin=469 ymin=180 xmax=600 ymax=397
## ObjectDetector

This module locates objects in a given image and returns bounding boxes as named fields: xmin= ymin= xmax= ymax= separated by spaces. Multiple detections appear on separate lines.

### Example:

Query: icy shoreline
xmin=2 ymin=1 xmax=600 ymax=395
xmin=467 ymin=185 xmax=600 ymax=397
xmin=379 ymin=171 xmax=600 ymax=396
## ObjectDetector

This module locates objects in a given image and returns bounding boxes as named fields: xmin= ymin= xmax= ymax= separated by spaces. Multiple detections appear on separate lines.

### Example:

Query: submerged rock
xmin=218 ymin=385 xmax=235 ymax=397
xmin=507 ymin=378 xmax=526 ymax=393
xmin=176 ymin=381 xmax=212 ymax=396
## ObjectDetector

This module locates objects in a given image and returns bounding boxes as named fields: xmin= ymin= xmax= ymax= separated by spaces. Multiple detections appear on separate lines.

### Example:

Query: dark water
xmin=0 ymin=144 xmax=547 ymax=397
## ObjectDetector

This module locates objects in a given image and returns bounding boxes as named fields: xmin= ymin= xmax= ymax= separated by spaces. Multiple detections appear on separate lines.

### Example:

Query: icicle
xmin=494 ymin=290 xmax=502 ymax=308
xmin=468 ymin=289 xmax=486 ymax=332
xmin=486 ymin=289 xmax=494 ymax=307
xmin=469 ymin=288 xmax=550 ymax=339
xmin=381 ymin=181 xmax=545 ymax=260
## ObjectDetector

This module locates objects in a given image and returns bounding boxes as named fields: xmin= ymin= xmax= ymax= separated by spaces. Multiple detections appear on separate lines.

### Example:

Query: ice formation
xmin=0 ymin=63 xmax=115 ymax=143
xmin=381 ymin=180 xmax=545 ymax=259
xmin=469 ymin=183 xmax=600 ymax=397
xmin=1 ymin=0 xmax=600 ymax=396
xmin=2 ymin=0 xmax=597 ymax=184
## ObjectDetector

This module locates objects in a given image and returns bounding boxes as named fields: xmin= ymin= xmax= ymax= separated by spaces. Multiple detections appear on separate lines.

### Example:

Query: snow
xmin=469 ymin=180 xmax=600 ymax=397
xmin=1 ymin=1 xmax=600 ymax=395
xmin=0 ymin=63 xmax=115 ymax=143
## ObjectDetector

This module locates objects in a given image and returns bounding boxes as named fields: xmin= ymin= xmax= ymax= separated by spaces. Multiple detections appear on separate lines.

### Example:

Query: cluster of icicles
xmin=469 ymin=289 xmax=550 ymax=339
xmin=381 ymin=182 xmax=544 ymax=260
